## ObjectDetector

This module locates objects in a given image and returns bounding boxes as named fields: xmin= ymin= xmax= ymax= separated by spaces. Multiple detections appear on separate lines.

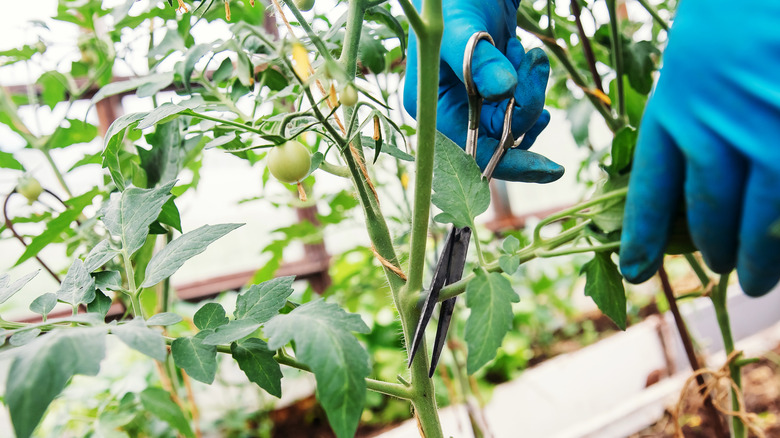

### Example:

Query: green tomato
xmin=17 ymin=175 xmax=43 ymax=204
xmin=294 ymin=0 xmax=315 ymax=12
xmin=267 ymin=140 xmax=312 ymax=184
xmin=340 ymin=83 xmax=358 ymax=106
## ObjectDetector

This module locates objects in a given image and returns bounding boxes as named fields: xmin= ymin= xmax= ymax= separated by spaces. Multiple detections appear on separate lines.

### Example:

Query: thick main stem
xmin=398 ymin=0 xmax=445 ymax=435
xmin=710 ymin=272 xmax=745 ymax=438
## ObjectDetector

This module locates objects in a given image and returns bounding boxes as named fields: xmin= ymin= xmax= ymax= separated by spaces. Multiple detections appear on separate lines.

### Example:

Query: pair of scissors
xmin=408 ymin=32 xmax=525 ymax=376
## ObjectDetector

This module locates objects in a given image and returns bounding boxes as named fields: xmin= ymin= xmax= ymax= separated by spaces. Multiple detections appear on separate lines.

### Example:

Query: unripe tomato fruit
xmin=17 ymin=176 xmax=43 ymax=204
xmin=340 ymin=83 xmax=358 ymax=106
xmin=294 ymin=0 xmax=315 ymax=12
xmin=267 ymin=140 xmax=311 ymax=184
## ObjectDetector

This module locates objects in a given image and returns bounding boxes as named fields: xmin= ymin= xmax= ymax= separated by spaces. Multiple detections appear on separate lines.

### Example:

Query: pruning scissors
xmin=408 ymin=32 xmax=525 ymax=376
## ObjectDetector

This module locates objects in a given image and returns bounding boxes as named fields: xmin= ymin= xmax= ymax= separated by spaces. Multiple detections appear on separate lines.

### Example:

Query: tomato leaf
xmin=137 ymin=103 xmax=187 ymax=130
xmin=139 ymin=387 xmax=195 ymax=438
xmin=234 ymin=276 xmax=295 ymax=323
xmin=56 ymin=259 xmax=96 ymax=306
xmin=83 ymin=239 xmax=119 ymax=273
xmin=171 ymin=333 xmax=218 ymax=384
xmin=432 ymin=131 xmax=490 ymax=229
xmin=101 ymin=180 xmax=176 ymax=257
xmin=265 ymin=300 xmax=370 ymax=438
xmin=29 ymin=293 xmax=57 ymax=319
xmin=590 ymin=173 xmax=629 ymax=234
xmin=36 ymin=71 xmax=67 ymax=109
xmin=0 ymin=150 xmax=25 ymax=171
xmin=231 ymin=338 xmax=283 ymax=398
xmin=48 ymin=119 xmax=98 ymax=149
xmin=138 ymin=120 xmax=184 ymax=188
xmin=581 ymin=252 xmax=626 ymax=330
xmin=87 ymin=289 xmax=113 ymax=317
xmin=465 ymin=271 xmax=519 ymax=374
xmin=9 ymin=329 xmax=41 ymax=347
xmin=91 ymin=74 xmax=172 ymax=104
xmin=608 ymin=126 xmax=637 ymax=175
xmin=0 ymin=271 xmax=39 ymax=304
xmin=201 ymin=320 xmax=260 ymax=345
xmin=182 ymin=44 xmax=211 ymax=91
xmin=102 ymin=112 xmax=148 ymax=190
xmin=157 ymin=197 xmax=182 ymax=233
xmin=141 ymin=223 xmax=242 ymax=288
xmin=360 ymin=135 xmax=414 ymax=162
xmin=6 ymin=327 xmax=106 ymax=438
xmin=112 ymin=319 xmax=167 ymax=361
xmin=146 ymin=312 xmax=183 ymax=326
xmin=193 ymin=302 xmax=230 ymax=330
xmin=15 ymin=189 xmax=99 ymax=266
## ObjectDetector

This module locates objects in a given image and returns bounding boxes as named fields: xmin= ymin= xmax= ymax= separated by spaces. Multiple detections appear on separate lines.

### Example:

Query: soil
xmin=631 ymin=344 xmax=780 ymax=437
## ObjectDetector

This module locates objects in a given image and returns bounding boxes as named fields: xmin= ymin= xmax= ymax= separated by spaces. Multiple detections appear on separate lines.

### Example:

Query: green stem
xmin=684 ymin=253 xmax=711 ymax=288
xmin=438 ymin=221 xmax=587 ymax=303
xmin=395 ymin=0 xmax=424 ymax=34
xmin=275 ymin=354 xmax=411 ymax=399
xmin=162 ymin=229 xmax=173 ymax=313
xmin=606 ymin=0 xmax=626 ymax=120
xmin=472 ymin=228 xmax=487 ymax=267
xmin=325 ymin=0 xmax=405 ymax=295
xmin=318 ymin=160 xmax=351 ymax=178
xmin=710 ymin=272 xmax=745 ymax=438
xmin=41 ymin=149 xmax=73 ymax=198
xmin=398 ymin=0 xmax=445 ymax=435
xmin=533 ymin=187 xmax=627 ymax=242
xmin=535 ymin=241 xmax=620 ymax=258
xmin=636 ymin=0 xmax=670 ymax=31
xmin=121 ymin=250 xmax=143 ymax=318
xmin=185 ymin=110 xmax=264 ymax=135
xmin=198 ymin=78 xmax=253 ymax=121
xmin=165 ymin=337 xmax=410 ymax=399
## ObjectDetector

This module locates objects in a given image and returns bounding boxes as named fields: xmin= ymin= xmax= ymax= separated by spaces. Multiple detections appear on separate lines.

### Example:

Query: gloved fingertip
xmin=619 ymin=251 xmax=662 ymax=285
xmin=472 ymin=43 xmax=517 ymax=101
xmin=504 ymin=38 xmax=526 ymax=71
xmin=531 ymin=160 xmax=566 ymax=184
xmin=487 ymin=148 xmax=563 ymax=183
xmin=517 ymin=109 xmax=550 ymax=149
xmin=738 ymin=273 xmax=780 ymax=298
xmin=526 ymin=47 xmax=550 ymax=71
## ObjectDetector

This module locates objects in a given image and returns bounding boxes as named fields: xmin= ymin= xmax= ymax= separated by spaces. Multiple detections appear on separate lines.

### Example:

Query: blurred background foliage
xmin=0 ymin=0 xmax=675 ymax=435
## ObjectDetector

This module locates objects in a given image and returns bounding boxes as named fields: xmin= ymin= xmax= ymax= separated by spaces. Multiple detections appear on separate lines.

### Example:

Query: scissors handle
xmin=463 ymin=32 xmax=494 ymax=159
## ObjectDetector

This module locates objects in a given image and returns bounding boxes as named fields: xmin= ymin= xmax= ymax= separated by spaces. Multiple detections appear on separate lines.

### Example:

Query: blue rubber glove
xmin=619 ymin=0 xmax=780 ymax=296
xmin=403 ymin=0 xmax=563 ymax=183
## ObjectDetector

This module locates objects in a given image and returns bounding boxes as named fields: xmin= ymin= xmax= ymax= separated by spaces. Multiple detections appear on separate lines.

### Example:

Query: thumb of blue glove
xmin=403 ymin=0 xmax=563 ymax=183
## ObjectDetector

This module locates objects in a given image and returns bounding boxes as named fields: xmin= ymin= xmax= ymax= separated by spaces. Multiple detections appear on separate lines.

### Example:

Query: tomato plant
xmin=0 ymin=0 xmax=761 ymax=437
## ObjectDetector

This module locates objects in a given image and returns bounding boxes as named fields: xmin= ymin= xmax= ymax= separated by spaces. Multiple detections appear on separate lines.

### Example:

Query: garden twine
xmin=672 ymin=350 xmax=764 ymax=437
xmin=371 ymin=244 xmax=407 ymax=281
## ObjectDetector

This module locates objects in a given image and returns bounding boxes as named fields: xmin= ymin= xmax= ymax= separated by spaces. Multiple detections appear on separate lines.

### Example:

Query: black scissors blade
xmin=407 ymin=226 xmax=471 ymax=369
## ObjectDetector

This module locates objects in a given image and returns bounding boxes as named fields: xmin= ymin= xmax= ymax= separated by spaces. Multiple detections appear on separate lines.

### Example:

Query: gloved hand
xmin=402 ymin=0 xmax=563 ymax=183
xmin=619 ymin=0 xmax=780 ymax=296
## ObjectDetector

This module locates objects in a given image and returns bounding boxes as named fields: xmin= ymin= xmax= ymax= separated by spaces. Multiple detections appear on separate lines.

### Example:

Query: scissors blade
xmin=482 ymin=97 xmax=516 ymax=180
xmin=427 ymin=227 xmax=471 ymax=376
xmin=408 ymin=227 xmax=457 ymax=366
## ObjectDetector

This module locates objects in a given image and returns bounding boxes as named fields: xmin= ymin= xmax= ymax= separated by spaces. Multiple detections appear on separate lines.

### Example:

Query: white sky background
xmin=0 ymin=0 xmax=668 ymax=318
